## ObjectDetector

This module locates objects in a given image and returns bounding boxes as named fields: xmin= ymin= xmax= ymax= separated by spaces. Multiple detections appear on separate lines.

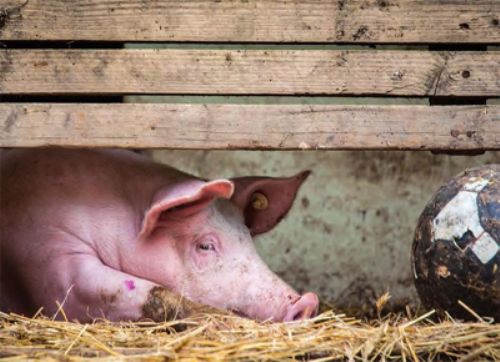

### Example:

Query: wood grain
xmin=0 ymin=0 xmax=499 ymax=43
xmin=1 ymin=103 xmax=498 ymax=150
xmin=1 ymin=50 xmax=498 ymax=96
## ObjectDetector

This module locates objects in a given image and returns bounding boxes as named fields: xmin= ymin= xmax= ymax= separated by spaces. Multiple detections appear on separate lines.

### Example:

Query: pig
xmin=0 ymin=148 xmax=318 ymax=323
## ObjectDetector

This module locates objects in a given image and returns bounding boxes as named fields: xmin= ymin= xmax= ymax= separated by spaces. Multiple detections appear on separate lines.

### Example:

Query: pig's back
xmin=0 ymin=148 xmax=186 ymax=278
xmin=2 ymin=149 xmax=142 ymax=231
xmin=1 ymin=148 xmax=159 ymax=199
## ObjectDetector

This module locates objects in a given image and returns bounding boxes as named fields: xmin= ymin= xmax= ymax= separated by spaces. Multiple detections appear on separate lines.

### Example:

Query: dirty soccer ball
xmin=412 ymin=165 xmax=499 ymax=321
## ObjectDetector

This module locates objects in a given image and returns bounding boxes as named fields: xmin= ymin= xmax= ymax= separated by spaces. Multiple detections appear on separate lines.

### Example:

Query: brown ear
xmin=138 ymin=179 xmax=234 ymax=241
xmin=231 ymin=171 xmax=310 ymax=236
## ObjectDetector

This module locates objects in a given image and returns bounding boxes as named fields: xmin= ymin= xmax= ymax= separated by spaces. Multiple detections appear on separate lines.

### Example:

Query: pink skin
xmin=0 ymin=148 xmax=318 ymax=322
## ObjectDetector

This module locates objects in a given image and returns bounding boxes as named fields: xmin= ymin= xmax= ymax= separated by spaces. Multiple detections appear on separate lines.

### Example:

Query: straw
xmin=1 ymin=308 xmax=498 ymax=361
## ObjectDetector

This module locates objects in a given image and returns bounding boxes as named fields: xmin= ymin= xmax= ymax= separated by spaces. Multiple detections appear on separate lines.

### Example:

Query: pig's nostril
xmin=284 ymin=292 xmax=319 ymax=322
xmin=286 ymin=304 xmax=314 ymax=322
xmin=292 ymin=310 xmax=305 ymax=321
xmin=308 ymin=305 xmax=318 ymax=318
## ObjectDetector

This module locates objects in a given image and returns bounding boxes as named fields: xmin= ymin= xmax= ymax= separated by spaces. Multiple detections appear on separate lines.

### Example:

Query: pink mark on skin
xmin=124 ymin=280 xmax=136 ymax=291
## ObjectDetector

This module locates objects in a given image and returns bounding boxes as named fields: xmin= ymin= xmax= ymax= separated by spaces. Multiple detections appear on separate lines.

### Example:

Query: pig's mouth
xmin=229 ymin=308 xmax=247 ymax=318
xmin=227 ymin=293 xmax=319 ymax=322
xmin=228 ymin=307 xmax=288 ymax=322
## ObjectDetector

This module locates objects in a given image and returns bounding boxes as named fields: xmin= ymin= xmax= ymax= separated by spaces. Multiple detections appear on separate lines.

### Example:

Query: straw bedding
xmin=1 ymin=307 xmax=499 ymax=361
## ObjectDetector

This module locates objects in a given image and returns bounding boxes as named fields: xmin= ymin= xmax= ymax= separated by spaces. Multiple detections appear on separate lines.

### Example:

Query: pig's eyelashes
xmin=196 ymin=242 xmax=216 ymax=252
xmin=194 ymin=234 xmax=220 ymax=254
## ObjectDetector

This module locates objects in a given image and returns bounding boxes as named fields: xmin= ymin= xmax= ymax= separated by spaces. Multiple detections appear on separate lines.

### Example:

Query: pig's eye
xmin=196 ymin=242 xmax=216 ymax=252
xmin=193 ymin=234 xmax=219 ymax=258
xmin=196 ymin=241 xmax=215 ymax=252
xmin=192 ymin=235 xmax=219 ymax=268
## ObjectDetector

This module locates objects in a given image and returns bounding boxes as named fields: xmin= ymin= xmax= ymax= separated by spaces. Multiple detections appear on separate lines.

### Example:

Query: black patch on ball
xmin=453 ymin=230 xmax=475 ymax=250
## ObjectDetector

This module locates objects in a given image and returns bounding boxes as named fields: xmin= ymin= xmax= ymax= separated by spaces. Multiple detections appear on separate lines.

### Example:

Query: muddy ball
xmin=412 ymin=165 xmax=499 ymax=321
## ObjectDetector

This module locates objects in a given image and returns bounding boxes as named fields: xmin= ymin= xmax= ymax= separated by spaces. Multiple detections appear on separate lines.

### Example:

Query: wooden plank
xmin=0 ymin=0 xmax=499 ymax=43
xmin=1 ymin=103 xmax=498 ymax=150
xmin=1 ymin=50 xmax=498 ymax=96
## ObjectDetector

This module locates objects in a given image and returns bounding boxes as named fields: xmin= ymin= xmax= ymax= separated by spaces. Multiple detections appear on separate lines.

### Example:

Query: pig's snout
xmin=283 ymin=292 xmax=319 ymax=322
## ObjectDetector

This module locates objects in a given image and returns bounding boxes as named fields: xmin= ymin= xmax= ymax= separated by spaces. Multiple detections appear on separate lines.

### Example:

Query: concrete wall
xmin=151 ymin=150 xmax=499 ymax=312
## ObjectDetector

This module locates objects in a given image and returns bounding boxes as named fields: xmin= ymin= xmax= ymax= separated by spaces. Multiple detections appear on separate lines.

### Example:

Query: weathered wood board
xmin=1 ymin=50 xmax=499 ymax=96
xmin=1 ymin=103 xmax=498 ymax=150
xmin=0 ymin=0 xmax=498 ymax=43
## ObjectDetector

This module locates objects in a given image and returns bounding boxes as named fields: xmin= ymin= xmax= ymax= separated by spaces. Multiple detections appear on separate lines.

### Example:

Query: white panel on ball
xmin=432 ymin=191 xmax=484 ymax=244
xmin=471 ymin=233 xmax=499 ymax=264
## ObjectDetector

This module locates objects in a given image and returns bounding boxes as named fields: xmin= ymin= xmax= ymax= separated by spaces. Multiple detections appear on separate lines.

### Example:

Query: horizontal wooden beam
xmin=1 ymin=104 xmax=498 ymax=150
xmin=0 ymin=0 xmax=498 ymax=43
xmin=1 ymin=50 xmax=498 ymax=96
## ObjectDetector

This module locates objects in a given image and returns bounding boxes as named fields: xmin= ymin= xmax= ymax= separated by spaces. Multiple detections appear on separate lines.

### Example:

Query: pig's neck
xmin=92 ymin=157 xmax=193 ymax=277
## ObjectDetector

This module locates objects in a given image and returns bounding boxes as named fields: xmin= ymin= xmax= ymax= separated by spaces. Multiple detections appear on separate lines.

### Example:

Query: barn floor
xmin=1 ymin=303 xmax=499 ymax=361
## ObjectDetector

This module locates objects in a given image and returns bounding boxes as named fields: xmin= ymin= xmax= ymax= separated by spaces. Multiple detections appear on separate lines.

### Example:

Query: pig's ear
xmin=138 ymin=179 xmax=234 ymax=241
xmin=231 ymin=171 xmax=310 ymax=236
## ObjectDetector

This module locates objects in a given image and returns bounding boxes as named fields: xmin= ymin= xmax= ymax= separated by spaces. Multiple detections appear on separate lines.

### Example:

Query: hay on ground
xmin=0 ymin=308 xmax=499 ymax=361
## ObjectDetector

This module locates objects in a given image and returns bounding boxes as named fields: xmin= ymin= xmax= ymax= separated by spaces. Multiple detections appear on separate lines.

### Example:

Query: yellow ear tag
xmin=251 ymin=192 xmax=268 ymax=210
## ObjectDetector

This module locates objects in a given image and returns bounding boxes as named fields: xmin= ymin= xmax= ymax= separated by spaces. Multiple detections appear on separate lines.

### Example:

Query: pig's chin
xmin=229 ymin=304 xmax=289 ymax=322
xmin=177 ymin=287 xmax=291 ymax=322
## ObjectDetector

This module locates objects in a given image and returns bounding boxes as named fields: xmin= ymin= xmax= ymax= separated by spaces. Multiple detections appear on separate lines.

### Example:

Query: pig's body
xmin=1 ymin=148 xmax=318 ymax=322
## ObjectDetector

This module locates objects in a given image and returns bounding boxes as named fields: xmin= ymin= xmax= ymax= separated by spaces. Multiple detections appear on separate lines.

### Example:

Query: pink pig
xmin=0 ymin=148 xmax=318 ymax=322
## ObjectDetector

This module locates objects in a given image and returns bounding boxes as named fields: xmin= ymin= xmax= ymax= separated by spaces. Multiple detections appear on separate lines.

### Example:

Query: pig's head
xmin=134 ymin=171 xmax=318 ymax=322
